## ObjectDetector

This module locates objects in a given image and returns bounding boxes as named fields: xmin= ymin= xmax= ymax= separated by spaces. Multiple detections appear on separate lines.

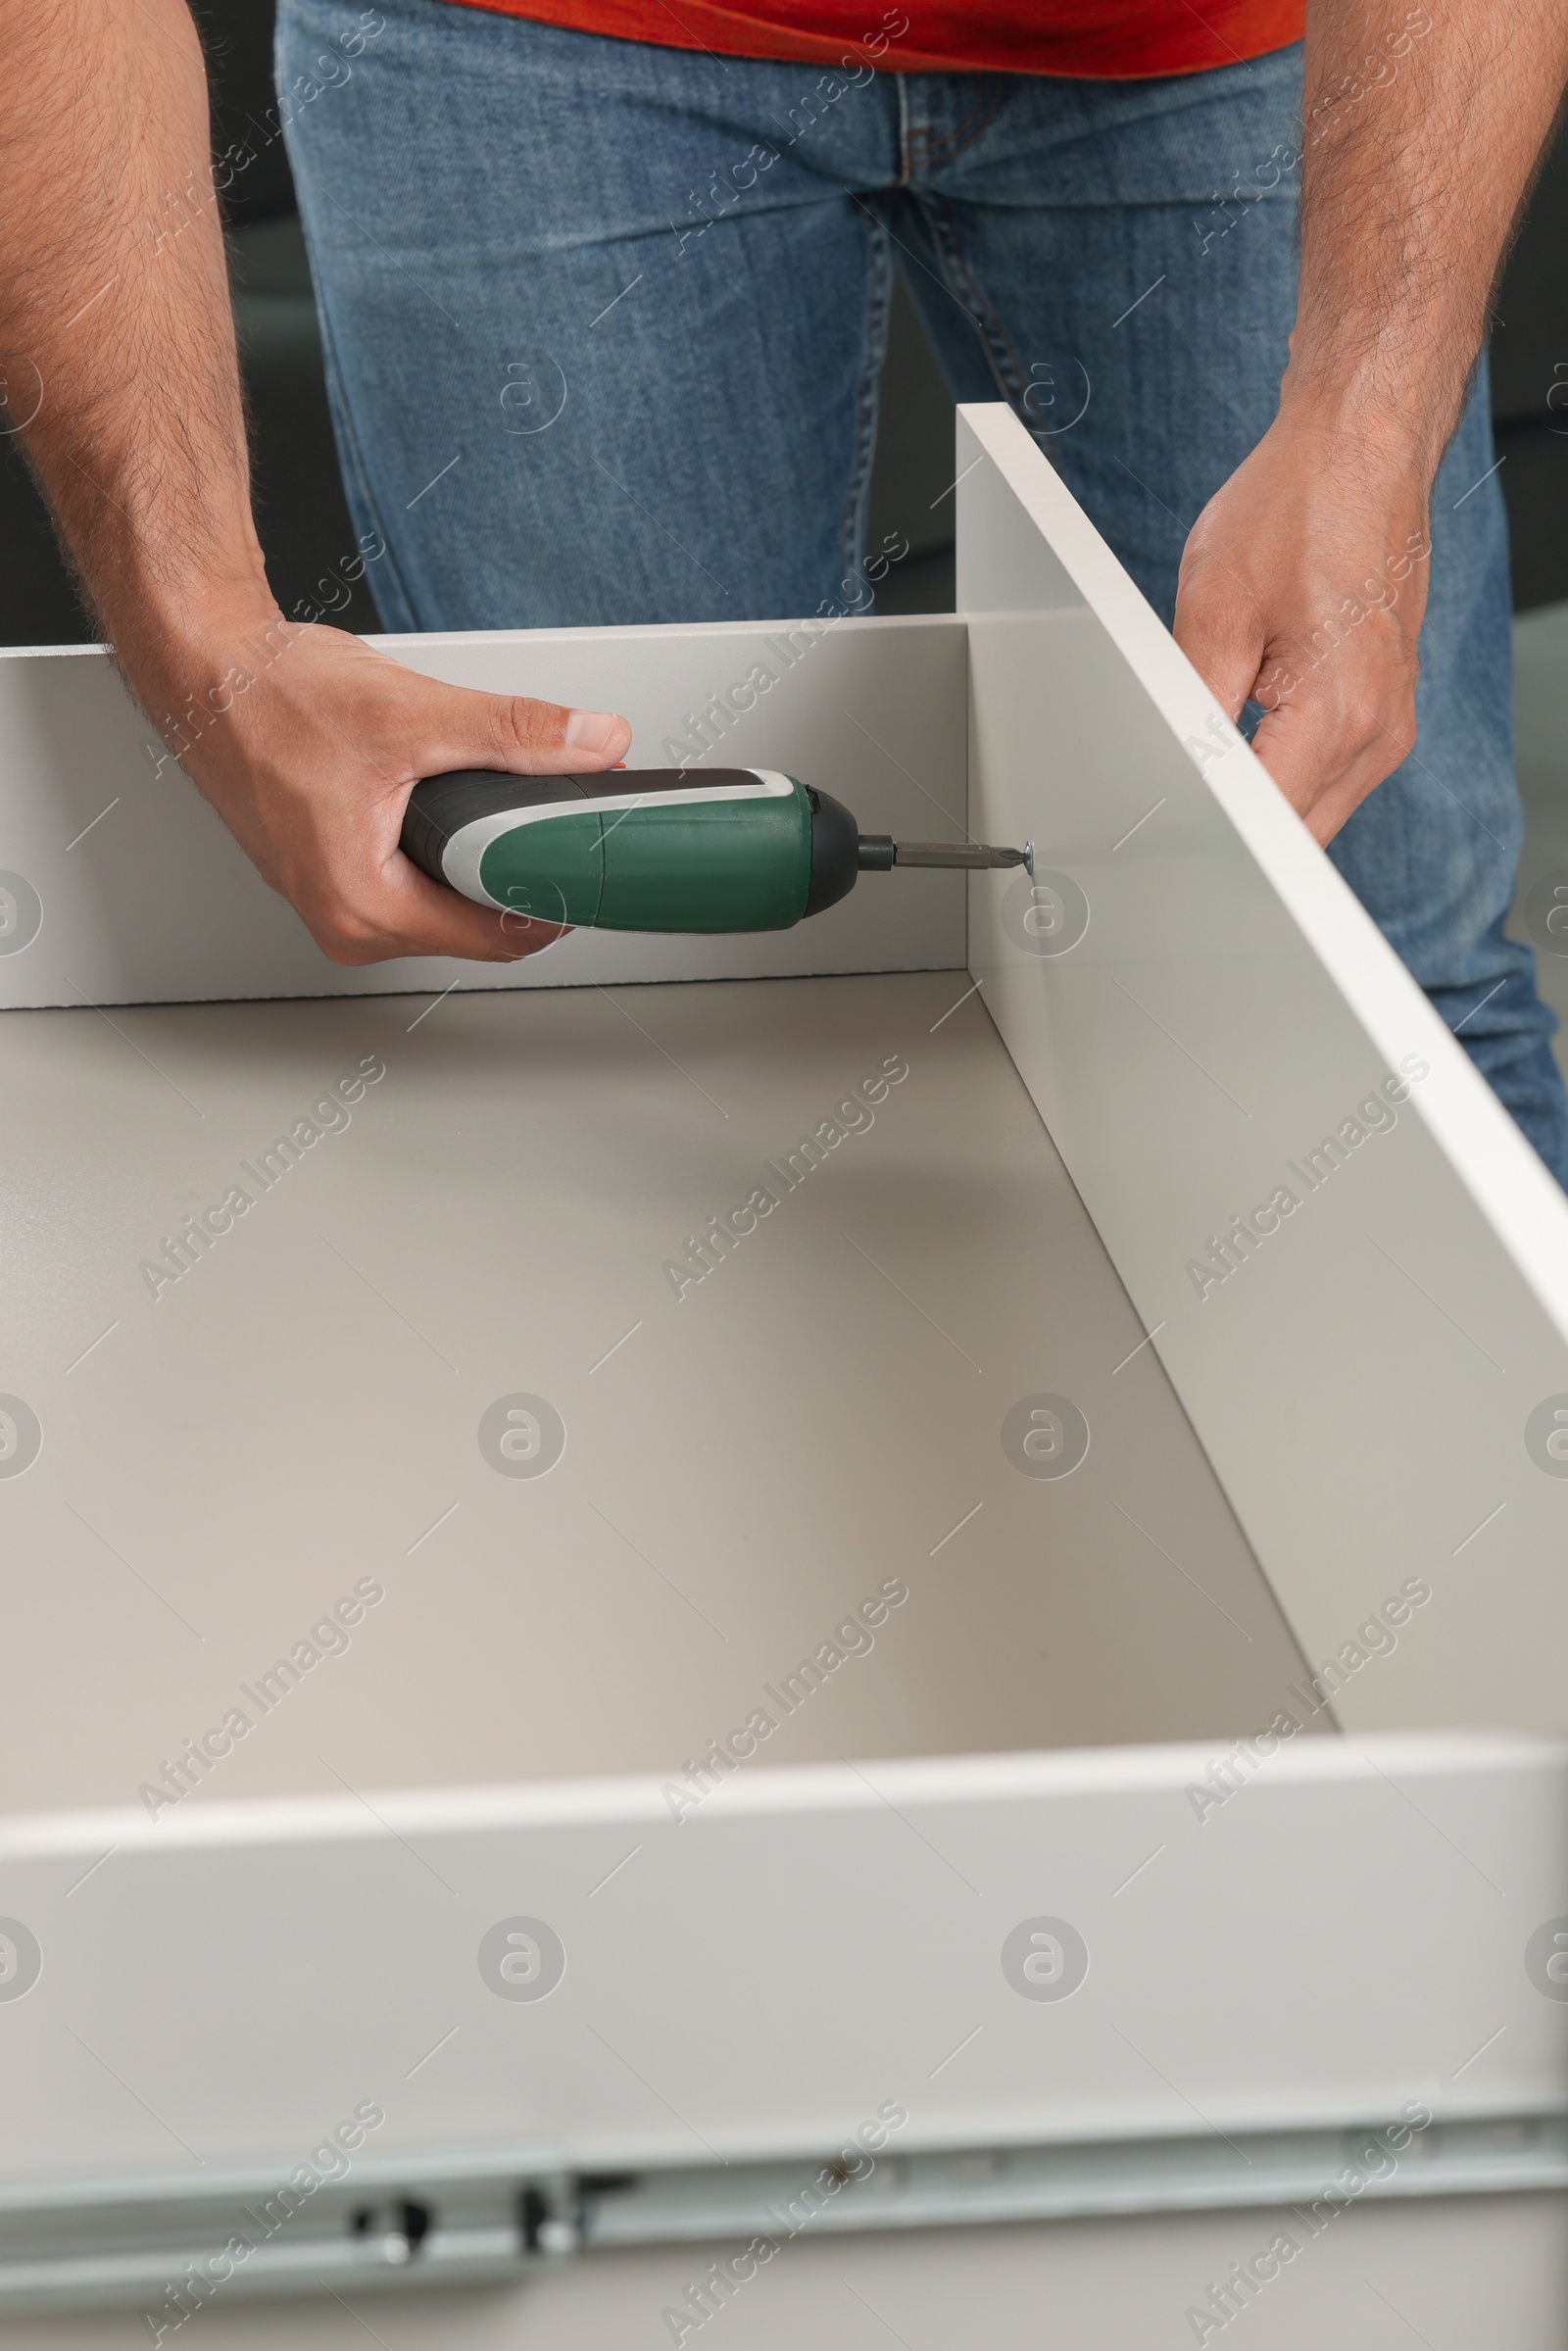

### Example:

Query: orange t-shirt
xmin=439 ymin=1 xmax=1304 ymax=79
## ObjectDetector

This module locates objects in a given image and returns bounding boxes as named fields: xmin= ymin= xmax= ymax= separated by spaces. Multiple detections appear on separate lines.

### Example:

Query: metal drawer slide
xmin=6 ymin=2113 xmax=1567 ymax=2315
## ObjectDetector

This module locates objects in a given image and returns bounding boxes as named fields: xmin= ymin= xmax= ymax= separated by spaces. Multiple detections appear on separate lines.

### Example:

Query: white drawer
xmin=1 ymin=407 xmax=1565 ymax=2338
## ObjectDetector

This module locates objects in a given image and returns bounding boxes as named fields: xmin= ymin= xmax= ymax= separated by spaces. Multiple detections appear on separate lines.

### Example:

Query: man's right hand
xmin=141 ymin=611 xmax=632 ymax=964
xmin=4 ymin=0 xmax=630 ymax=967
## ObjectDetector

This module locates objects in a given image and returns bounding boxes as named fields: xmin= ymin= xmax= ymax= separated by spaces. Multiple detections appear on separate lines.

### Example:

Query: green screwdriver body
xmin=401 ymin=766 xmax=1030 ymax=934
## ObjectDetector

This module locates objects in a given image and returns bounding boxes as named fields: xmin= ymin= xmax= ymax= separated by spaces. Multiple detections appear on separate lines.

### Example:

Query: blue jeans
xmin=278 ymin=0 xmax=1568 ymax=1180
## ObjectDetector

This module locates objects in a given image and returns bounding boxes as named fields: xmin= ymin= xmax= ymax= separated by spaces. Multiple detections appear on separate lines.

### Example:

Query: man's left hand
xmin=1172 ymin=404 xmax=1431 ymax=846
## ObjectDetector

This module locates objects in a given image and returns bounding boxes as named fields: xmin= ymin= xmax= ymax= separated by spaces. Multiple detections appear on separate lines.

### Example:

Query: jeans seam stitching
xmin=915 ymin=191 xmax=1041 ymax=452
xmin=909 ymin=75 xmax=1007 ymax=173
xmin=309 ymin=272 xmax=420 ymax=630
xmin=843 ymin=209 xmax=893 ymax=585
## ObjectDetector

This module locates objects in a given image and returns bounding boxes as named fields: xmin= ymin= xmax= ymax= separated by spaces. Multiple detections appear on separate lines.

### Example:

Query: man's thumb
xmin=453 ymin=688 xmax=632 ymax=777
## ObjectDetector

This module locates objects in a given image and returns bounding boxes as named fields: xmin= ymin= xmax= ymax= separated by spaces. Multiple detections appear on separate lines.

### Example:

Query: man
xmin=6 ymin=0 xmax=1568 ymax=1171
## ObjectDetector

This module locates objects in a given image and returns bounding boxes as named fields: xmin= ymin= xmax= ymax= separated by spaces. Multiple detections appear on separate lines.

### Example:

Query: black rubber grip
xmin=803 ymin=790 xmax=861 ymax=917
xmin=401 ymin=768 xmax=770 ymax=884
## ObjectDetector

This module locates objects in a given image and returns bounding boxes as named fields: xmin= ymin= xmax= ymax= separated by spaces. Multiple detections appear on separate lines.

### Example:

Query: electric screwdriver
xmin=401 ymin=766 xmax=1031 ymax=934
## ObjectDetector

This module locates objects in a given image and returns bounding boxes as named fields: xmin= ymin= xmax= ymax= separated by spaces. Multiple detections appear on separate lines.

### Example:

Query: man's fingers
xmin=170 ymin=623 xmax=633 ymax=964
xmin=1249 ymin=701 xmax=1325 ymax=821
xmin=1166 ymin=413 xmax=1435 ymax=843
xmin=1172 ymin=547 xmax=1266 ymax=724
xmin=307 ymin=857 xmax=569 ymax=967
xmin=1249 ymin=668 xmax=1416 ymax=844
xmin=1176 ymin=535 xmax=1420 ymax=847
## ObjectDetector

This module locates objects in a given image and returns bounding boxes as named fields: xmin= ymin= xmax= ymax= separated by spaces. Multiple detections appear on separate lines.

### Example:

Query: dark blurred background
xmin=4 ymin=2 xmax=1566 ymax=642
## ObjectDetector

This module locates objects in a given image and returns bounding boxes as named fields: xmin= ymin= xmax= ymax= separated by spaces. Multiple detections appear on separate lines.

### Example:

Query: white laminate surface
xmin=0 ymin=968 xmax=1312 ymax=1820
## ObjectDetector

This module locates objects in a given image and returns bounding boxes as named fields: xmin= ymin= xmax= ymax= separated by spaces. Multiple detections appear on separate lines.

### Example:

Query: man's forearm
xmin=1289 ymin=0 xmax=1568 ymax=474
xmin=1171 ymin=3 xmax=1568 ymax=840
xmin=0 ymin=0 xmax=630 ymax=965
xmin=0 ymin=0 xmax=272 ymax=687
